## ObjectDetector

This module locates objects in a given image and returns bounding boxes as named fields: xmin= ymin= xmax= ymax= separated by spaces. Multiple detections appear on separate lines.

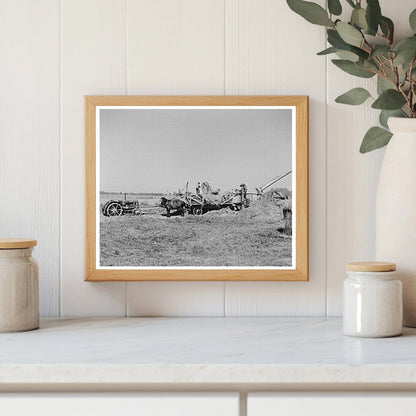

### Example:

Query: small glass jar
xmin=0 ymin=239 xmax=39 ymax=332
xmin=343 ymin=262 xmax=402 ymax=338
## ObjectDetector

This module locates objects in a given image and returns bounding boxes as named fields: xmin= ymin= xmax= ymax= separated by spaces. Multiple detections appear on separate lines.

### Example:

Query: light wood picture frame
xmin=85 ymin=96 xmax=308 ymax=281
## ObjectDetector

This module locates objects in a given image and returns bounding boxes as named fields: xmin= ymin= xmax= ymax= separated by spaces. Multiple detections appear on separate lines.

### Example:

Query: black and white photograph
xmin=97 ymin=106 xmax=295 ymax=269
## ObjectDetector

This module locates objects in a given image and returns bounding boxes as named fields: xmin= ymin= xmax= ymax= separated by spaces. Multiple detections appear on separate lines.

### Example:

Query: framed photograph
xmin=85 ymin=96 xmax=308 ymax=281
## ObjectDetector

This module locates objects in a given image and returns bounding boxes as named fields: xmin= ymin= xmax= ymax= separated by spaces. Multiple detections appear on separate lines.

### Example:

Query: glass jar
xmin=343 ymin=262 xmax=402 ymax=338
xmin=0 ymin=239 xmax=39 ymax=332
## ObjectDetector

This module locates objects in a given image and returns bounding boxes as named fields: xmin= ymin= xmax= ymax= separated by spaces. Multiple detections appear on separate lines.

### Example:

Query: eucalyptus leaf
xmin=317 ymin=47 xmax=338 ymax=55
xmin=366 ymin=0 xmax=382 ymax=35
xmin=410 ymin=9 xmax=416 ymax=32
xmin=327 ymin=29 xmax=369 ymax=59
xmin=379 ymin=109 xmax=402 ymax=129
xmin=286 ymin=0 xmax=334 ymax=27
xmin=335 ymin=50 xmax=359 ymax=62
xmin=285 ymin=0 xmax=416 ymax=154
xmin=380 ymin=16 xmax=394 ymax=44
xmin=362 ymin=59 xmax=379 ymax=71
xmin=351 ymin=7 xmax=368 ymax=32
xmin=336 ymin=21 xmax=363 ymax=47
xmin=394 ymin=37 xmax=416 ymax=70
xmin=335 ymin=88 xmax=371 ymax=105
xmin=371 ymin=46 xmax=392 ymax=58
xmin=377 ymin=75 xmax=393 ymax=94
xmin=332 ymin=59 xmax=375 ymax=78
xmin=372 ymin=89 xmax=406 ymax=110
xmin=378 ymin=66 xmax=405 ymax=85
xmin=360 ymin=127 xmax=392 ymax=153
xmin=327 ymin=28 xmax=348 ymax=49
xmin=317 ymin=46 xmax=358 ymax=61
xmin=328 ymin=0 xmax=342 ymax=16
xmin=351 ymin=45 xmax=369 ymax=60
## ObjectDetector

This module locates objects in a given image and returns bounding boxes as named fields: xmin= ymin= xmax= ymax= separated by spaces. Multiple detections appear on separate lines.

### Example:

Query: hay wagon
xmin=183 ymin=183 xmax=250 ymax=215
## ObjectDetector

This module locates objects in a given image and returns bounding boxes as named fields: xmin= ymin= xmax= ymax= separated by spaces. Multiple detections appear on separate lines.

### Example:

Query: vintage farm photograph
xmin=98 ymin=107 xmax=294 ymax=268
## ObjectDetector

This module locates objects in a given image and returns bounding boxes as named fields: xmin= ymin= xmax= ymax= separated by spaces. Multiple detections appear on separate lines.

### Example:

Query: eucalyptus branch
xmin=391 ymin=59 xmax=400 ymax=86
xmin=375 ymin=58 xmax=398 ymax=87
xmin=362 ymin=37 xmax=373 ymax=53
xmin=397 ymin=83 xmax=413 ymax=117
xmin=287 ymin=0 xmax=416 ymax=152
xmin=409 ymin=56 xmax=416 ymax=117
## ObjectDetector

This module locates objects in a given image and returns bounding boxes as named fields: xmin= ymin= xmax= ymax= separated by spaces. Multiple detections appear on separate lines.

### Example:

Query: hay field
xmin=99 ymin=198 xmax=292 ymax=267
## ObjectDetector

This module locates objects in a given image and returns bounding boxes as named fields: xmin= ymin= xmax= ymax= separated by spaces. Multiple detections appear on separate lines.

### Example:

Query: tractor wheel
xmin=105 ymin=201 xmax=123 ymax=216
xmin=192 ymin=206 xmax=203 ymax=216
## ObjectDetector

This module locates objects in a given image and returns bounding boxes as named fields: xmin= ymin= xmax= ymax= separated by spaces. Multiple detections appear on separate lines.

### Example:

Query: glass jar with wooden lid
xmin=343 ymin=261 xmax=402 ymax=338
xmin=0 ymin=239 xmax=39 ymax=332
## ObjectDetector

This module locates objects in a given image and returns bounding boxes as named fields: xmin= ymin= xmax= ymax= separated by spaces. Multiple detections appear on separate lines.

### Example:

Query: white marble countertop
xmin=1 ymin=317 xmax=416 ymax=389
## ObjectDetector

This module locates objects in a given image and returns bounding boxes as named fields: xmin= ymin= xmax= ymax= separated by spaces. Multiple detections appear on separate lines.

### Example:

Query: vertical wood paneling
xmin=7 ymin=0 xmax=410 ymax=317
xmin=61 ymin=0 xmax=127 ymax=316
xmin=224 ymin=0 xmax=327 ymax=315
xmin=126 ymin=0 xmax=225 ymax=95
xmin=127 ymin=282 xmax=225 ymax=317
xmin=0 ymin=1 xmax=60 ymax=317
xmin=326 ymin=0 xmax=416 ymax=316
xmin=125 ymin=0 xmax=226 ymax=316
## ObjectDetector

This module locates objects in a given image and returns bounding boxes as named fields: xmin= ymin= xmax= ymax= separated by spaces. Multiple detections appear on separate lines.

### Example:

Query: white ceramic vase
xmin=376 ymin=117 xmax=416 ymax=327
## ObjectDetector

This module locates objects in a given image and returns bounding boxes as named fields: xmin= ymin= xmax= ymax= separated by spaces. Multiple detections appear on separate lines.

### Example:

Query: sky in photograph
xmin=100 ymin=108 xmax=293 ymax=194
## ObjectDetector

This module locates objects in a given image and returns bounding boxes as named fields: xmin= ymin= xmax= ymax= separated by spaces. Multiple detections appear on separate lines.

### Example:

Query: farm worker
xmin=240 ymin=183 xmax=248 ymax=198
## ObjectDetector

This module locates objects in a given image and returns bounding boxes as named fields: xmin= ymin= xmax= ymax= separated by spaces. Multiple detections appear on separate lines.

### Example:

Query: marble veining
xmin=0 ymin=317 xmax=416 ymax=385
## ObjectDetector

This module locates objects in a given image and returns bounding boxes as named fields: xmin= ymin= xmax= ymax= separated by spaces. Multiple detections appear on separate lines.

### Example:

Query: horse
xmin=159 ymin=197 xmax=187 ymax=217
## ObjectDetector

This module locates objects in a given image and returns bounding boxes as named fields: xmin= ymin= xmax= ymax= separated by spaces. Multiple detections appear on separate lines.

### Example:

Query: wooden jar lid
xmin=0 ymin=239 xmax=37 ymax=249
xmin=346 ymin=261 xmax=396 ymax=272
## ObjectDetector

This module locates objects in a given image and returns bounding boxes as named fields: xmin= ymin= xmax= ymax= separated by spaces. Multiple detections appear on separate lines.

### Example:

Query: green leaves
xmin=377 ymin=75 xmax=392 ymax=94
xmin=328 ymin=0 xmax=342 ymax=16
xmin=394 ymin=36 xmax=416 ymax=70
xmin=360 ymin=127 xmax=392 ymax=153
xmin=332 ymin=59 xmax=375 ymax=78
xmin=410 ymin=9 xmax=416 ymax=32
xmin=380 ymin=16 xmax=394 ymax=44
xmin=317 ymin=47 xmax=337 ymax=55
xmin=327 ymin=29 xmax=345 ymax=49
xmin=371 ymin=45 xmax=392 ymax=58
xmin=327 ymin=29 xmax=367 ymax=59
xmin=336 ymin=21 xmax=363 ymax=47
xmin=335 ymin=88 xmax=371 ymax=105
xmin=335 ymin=50 xmax=359 ymax=61
xmin=286 ymin=0 xmax=334 ymax=27
xmin=351 ymin=7 xmax=368 ymax=32
xmin=372 ymin=89 xmax=407 ymax=110
xmin=317 ymin=46 xmax=359 ymax=61
xmin=366 ymin=0 xmax=382 ymax=35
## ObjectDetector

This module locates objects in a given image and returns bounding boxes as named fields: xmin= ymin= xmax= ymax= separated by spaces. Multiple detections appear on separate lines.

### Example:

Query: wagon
xmin=101 ymin=199 xmax=140 ymax=216
xmin=184 ymin=184 xmax=250 ymax=216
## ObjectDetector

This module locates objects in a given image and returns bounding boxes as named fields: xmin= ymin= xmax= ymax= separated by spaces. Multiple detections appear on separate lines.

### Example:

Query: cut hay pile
xmin=237 ymin=187 xmax=292 ymax=235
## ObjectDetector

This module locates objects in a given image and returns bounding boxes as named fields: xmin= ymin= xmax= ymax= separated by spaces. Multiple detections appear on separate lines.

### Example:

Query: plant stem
xmin=409 ymin=56 xmax=416 ymax=117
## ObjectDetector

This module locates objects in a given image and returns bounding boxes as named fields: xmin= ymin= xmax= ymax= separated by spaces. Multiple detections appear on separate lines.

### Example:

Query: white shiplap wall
xmin=0 ymin=0 xmax=60 ymax=316
xmin=1 ymin=0 xmax=413 ymax=317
